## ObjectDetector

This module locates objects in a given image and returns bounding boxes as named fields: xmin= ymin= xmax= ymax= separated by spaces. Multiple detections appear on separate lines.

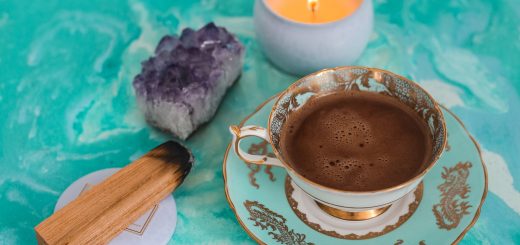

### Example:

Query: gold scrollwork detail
xmin=445 ymin=132 xmax=451 ymax=152
xmin=394 ymin=239 xmax=427 ymax=245
xmin=244 ymin=140 xmax=276 ymax=189
xmin=433 ymin=161 xmax=473 ymax=230
xmin=244 ymin=200 xmax=314 ymax=245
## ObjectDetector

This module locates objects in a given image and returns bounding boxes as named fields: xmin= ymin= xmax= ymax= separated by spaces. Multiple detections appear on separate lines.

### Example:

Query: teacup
xmin=229 ymin=66 xmax=446 ymax=220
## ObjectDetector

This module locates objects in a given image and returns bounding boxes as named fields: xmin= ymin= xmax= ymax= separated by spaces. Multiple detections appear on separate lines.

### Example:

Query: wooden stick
xmin=35 ymin=141 xmax=193 ymax=245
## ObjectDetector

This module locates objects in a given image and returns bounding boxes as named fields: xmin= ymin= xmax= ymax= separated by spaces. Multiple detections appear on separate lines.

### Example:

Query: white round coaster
xmin=55 ymin=168 xmax=177 ymax=245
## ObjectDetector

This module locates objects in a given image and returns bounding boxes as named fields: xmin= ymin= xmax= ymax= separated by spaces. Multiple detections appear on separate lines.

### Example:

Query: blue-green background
xmin=0 ymin=0 xmax=518 ymax=244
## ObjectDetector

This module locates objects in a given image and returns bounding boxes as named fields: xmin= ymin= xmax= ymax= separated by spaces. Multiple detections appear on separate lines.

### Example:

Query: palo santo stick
xmin=35 ymin=141 xmax=193 ymax=245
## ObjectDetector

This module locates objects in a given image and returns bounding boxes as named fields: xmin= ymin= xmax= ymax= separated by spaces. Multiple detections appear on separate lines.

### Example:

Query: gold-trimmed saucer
xmin=223 ymin=95 xmax=487 ymax=244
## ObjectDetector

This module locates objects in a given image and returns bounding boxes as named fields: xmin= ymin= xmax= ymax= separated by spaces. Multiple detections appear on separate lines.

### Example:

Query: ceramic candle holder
xmin=254 ymin=0 xmax=373 ymax=76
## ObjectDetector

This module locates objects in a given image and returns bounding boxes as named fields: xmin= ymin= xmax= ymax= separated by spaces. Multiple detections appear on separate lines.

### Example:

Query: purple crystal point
xmin=133 ymin=23 xmax=244 ymax=139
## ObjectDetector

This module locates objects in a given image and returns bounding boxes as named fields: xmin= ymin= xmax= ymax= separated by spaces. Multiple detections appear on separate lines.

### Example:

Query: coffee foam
xmin=280 ymin=91 xmax=432 ymax=191
xmin=287 ymin=107 xmax=374 ymax=151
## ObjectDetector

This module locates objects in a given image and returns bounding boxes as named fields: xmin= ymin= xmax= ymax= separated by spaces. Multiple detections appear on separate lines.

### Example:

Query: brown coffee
xmin=280 ymin=91 xmax=432 ymax=191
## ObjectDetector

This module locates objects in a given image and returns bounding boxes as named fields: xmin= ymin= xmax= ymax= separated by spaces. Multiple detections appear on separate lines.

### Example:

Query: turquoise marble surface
xmin=0 ymin=0 xmax=518 ymax=244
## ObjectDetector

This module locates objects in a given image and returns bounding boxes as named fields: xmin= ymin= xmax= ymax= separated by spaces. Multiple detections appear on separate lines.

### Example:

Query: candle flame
xmin=307 ymin=0 xmax=319 ymax=13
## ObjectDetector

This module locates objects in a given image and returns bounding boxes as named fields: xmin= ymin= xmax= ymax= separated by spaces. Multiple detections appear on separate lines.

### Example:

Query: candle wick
xmin=308 ymin=0 xmax=318 ymax=22
xmin=310 ymin=2 xmax=317 ymax=21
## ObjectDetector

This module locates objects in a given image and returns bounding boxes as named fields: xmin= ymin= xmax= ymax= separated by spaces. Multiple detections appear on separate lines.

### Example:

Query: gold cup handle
xmin=229 ymin=125 xmax=284 ymax=167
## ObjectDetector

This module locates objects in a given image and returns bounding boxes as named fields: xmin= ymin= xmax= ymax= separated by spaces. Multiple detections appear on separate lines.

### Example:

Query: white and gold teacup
xmin=229 ymin=67 xmax=446 ymax=220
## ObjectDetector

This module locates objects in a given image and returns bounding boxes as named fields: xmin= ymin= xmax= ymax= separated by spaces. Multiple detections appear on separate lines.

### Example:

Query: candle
xmin=265 ymin=0 xmax=363 ymax=24
xmin=254 ymin=0 xmax=373 ymax=75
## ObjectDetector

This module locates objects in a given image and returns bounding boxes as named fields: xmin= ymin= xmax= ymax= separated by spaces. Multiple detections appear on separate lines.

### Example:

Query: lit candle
xmin=265 ymin=0 xmax=363 ymax=24
xmin=254 ymin=0 xmax=373 ymax=75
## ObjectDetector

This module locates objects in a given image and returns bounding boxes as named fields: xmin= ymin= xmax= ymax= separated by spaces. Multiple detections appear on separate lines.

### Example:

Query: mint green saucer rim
xmin=222 ymin=95 xmax=488 ymax=245
xmin=442 ymin=106 xmax=489 ymax=244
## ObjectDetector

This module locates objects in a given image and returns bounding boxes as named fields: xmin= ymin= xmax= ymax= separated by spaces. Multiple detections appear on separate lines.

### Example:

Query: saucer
xmin=223 ymin=95 xmax=487 ymax=244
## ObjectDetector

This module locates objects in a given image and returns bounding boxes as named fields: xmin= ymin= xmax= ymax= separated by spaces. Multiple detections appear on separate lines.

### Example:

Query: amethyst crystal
xmin=133 ymin=23 xmax=244 ymax=139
